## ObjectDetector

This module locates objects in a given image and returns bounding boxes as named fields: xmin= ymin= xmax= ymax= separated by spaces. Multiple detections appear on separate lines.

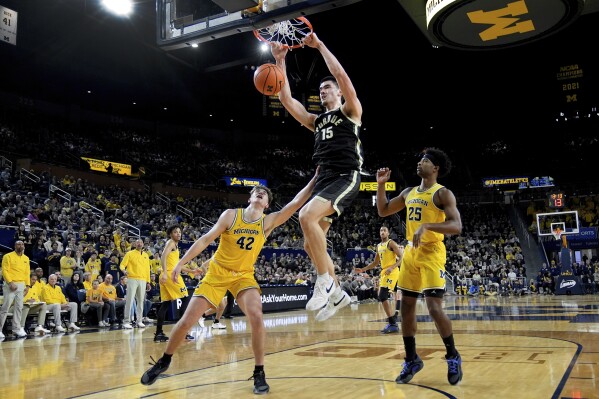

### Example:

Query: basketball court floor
xmin=1 ymin=294 xmax=598 ymax=398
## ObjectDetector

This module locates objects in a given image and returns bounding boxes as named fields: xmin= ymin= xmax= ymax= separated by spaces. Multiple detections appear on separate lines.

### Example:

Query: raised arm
xmin=271 ymin=42 xmax=318 ymax=131
xmin=304 ymin=33 xmax=362 ymax=122
xmin=263 ymin=167 xmax=319 ymax=234
xmin=170 ymin=210 xmax=234 ymax=282
xmin=376 ymin=168 xmax=409 ymax=217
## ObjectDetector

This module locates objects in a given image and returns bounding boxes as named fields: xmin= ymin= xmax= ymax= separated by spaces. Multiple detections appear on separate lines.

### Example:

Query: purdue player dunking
xmin=376 ymin=148 xmax=464 ymax=386
xmin=141 ymin=169 xmax=319 ymax=394
xmin=271 ymin=30 xmax=363 ymax=322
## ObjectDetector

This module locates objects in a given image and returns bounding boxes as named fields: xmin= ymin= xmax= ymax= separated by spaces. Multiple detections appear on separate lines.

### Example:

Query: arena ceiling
xmin=1 ymin=0 xmax=598 ymax=183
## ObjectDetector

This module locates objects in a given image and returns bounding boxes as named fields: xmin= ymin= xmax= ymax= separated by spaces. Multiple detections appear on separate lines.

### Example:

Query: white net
xmin=254 ymin=17 xmax=312 ymax=48
xmin=551 ymin=230 xmax=562 ymax=241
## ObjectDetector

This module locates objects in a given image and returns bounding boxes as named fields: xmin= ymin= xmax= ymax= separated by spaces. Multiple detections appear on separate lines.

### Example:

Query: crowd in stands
xmin=3 ymin=111 xmax=599 ymax=335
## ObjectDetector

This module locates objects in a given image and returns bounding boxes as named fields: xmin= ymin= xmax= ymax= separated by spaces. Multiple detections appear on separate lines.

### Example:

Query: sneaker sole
xmin=396 ymin=362 xmax=424 ymax=384
xmin=315 ymin=293 xmax=351 ymax=321
xmin=141 ymin=368 xmax=169 ymax=386
xmin=449 ymin=373 xmax=463 ymax=385
xmin=305 ymin=297 xmax=330 ymax=311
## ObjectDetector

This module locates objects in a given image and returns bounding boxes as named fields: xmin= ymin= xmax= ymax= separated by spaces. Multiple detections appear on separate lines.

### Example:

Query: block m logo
xmin=467 ymin=1 xmax=535 ymax=41
xmin=566 ymin=94 xmax=577 ymax=102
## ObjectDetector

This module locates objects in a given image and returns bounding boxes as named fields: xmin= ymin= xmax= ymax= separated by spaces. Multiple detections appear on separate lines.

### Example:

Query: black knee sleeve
xmin=378 ymin=287 xmax=390 ymax=303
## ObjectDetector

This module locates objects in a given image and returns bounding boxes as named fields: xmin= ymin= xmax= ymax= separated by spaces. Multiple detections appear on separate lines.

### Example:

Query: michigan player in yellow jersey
xmin=376 ymin=147 xmax=463 ymax=386
xmin=355 ymin=226 xmax=403 ymax=334
xmin=142 ymin=168 xmax=319 ymax=394
xmin=153 ymin=225 xmax=200 ymax=343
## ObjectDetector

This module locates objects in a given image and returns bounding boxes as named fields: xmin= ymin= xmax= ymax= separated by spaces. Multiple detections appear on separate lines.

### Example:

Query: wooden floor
xmin=1 ymin=294 xmax=598 ymax=399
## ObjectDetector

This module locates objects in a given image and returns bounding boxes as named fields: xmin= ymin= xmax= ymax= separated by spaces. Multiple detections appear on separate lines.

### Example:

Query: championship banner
xmin=224 ymin=176 xmax=267 ymax=187
xmin=556 ymin=63 xmax=585 ymax=114
xmin=306 ymin=92 xmax=322 ymax=114
xmin=0 ymin=6 xmax=18 ymax=45
xmin=360 ymin=182 xmax=396 ymax=192
xmin=263 ymin=94 xmax=286 ymax=118
xmin=81 ymin=157 xmax=132 ymax=175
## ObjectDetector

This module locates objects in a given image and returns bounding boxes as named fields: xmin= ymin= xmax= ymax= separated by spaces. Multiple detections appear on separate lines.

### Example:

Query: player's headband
xmin=423 ymin=153 xmax=438 ymax=166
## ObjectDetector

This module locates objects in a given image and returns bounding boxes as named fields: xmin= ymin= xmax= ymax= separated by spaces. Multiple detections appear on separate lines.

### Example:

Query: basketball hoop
xmin=551 ymin=227 xmax=562 ymax=241
xmin=253 ymin=17 xmax=313 ymax=49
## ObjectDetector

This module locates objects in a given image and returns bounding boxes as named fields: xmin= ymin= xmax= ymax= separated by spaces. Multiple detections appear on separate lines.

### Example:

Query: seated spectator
xmin=85 ymin=251 xmax=101 ymax=282
xmin=64 ymin=272 xmax=85 ymax=305
xmin=46 ymin=242 xmax=62 ymax=275
xmin=82 ymin=272 xmax=93 ymax=291
xmin=82 ymin=279 xmax=109 ymax=327
xmin=41 ymin=274 xmax=81 ymax=332
xmin=54 ymin=270 xmax=65 ymax=288
xmin=99 ymin=274 xmax=124 ymax=325
xmin=294 ymin=272 xmax=308 ymax=285
xmin=60 ymin=248 xmax=78 ymax=285
xmin=21 ymin=274 xmax=51 ymax=334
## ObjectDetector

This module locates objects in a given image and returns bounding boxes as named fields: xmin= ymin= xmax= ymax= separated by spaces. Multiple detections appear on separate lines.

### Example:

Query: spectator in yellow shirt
xmin=120 ymin=238 xmax=151 ymax=329
xmin=0 ymin=240 xmax=30 ymax=339
xmin=21 ymin=274 xmax=51 ymax=334
xmin=42 ymin=274 xmax=81 ymax=333
xmin=98 ymin=274 xmax=124 ymax=326
xmin=82 ymin=272 xmax=93 ymax=291
xmin=82 ymin=279 xmax=108 ymax=327
xmin=85 ymin=251 xmax=102 ymax=282
xmin=60 ymin=248 xmax=78 ymax=284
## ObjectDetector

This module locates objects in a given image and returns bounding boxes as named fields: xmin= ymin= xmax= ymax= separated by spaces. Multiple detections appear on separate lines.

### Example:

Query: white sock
xmin=317 ymin=272 xmax=330 ymax=280
xmin=332 ymin=285 xmax=343 ymax=299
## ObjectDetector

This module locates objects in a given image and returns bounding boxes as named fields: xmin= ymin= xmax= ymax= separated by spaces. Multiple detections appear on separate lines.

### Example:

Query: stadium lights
xmin=101 ymin=0 xmax=133 ymax=16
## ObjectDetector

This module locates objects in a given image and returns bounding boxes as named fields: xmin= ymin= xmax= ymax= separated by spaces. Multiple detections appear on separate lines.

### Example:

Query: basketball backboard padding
xmin=211 ymin=0 xmax=258 ymax=13
xmin=157 ymin=0 xmax=364 ymax=50
xmin=536 ymin=210 xmax=580 ymax=236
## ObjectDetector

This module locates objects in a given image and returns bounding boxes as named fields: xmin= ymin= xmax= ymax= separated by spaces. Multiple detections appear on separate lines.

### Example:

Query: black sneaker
xmin=396 ymin=355 xmax=424 ymax=384
xmin=248 ymin=370 xmax=270 ymax=395
xmin=141 ymin=356 xmax=170 ymax=385
xmin=154 ymin=332 xmax=169 ymax=342
xmin=185 ymin=334 xmax=195 ymax=341
xmin=446 ymin=353 xmax=463 ymax=385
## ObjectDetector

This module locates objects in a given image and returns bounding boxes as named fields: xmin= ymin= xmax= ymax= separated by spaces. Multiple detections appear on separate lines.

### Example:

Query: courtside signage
xmin=360 ymin=182 xmax=396 ymax=192
xmin=81 ymin=157 xmax=132 ymax=175
xmin=224 ymin=176 xmax=267 ymax=187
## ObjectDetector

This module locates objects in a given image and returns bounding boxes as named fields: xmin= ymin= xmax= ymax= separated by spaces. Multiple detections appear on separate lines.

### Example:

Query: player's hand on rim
xmin=270 ymin=42 xmax=288 ymax=59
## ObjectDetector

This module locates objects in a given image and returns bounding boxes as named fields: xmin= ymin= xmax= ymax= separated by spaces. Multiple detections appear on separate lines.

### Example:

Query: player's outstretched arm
xmin=376 ymin=168 xmax=409 ymax=217
xmin=304 ymin=32 xmax=362 ymax=122
xmin=170 ymin=210 xmax=233 ymax=282
xmin=264 ymin=167 xmax=319 ymax=234
xmin=271 ymin=42 xmax=317 ymax=130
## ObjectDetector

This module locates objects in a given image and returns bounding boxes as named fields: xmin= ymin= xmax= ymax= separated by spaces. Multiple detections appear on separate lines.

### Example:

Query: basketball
xmin=253 ymin=63 xmax=285 ymax=96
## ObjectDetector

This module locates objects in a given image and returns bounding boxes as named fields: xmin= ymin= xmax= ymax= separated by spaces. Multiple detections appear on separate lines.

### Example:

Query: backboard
xmin=157 ymin=0 xmax=363 ymax=50
xmin=536 ymin=210 xmax=580 ymax=237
